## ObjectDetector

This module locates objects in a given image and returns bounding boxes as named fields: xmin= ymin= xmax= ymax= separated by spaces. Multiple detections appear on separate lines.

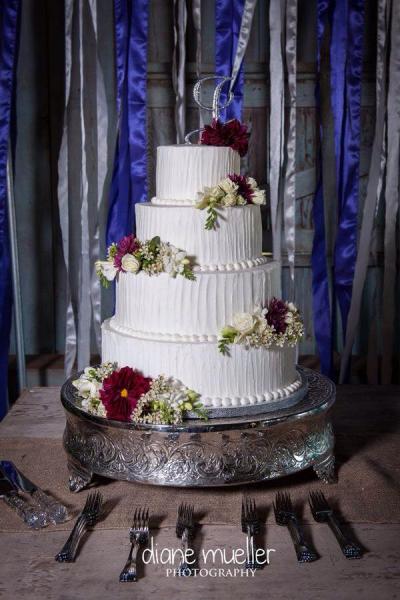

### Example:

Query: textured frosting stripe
xmin=102 ymin=319 xmax=300 ymax=408
xmin=156 ymin=145 xmax=240 ymax=202
xmin=114 ymin=262 xmax=281 ymax=337
xmin=136 ymin=203 xmax=263 ymax=266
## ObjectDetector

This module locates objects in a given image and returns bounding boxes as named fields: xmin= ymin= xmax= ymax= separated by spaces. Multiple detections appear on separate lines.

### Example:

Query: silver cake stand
xmin=61 ymin=367 xmax=336 ymax=492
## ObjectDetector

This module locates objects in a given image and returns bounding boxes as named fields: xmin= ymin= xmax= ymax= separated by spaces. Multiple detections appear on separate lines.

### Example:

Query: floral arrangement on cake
xmin=218 ymin=298 xmax=304 ymax=355
xmin=73 ymin=363 xmax=207 ymax=425
xmin=95 ymin=234 xmax=195 ymax=287
xmin=200 ymin=118 xmax=249 ymax=157
xmin=196 ymin=175 xmax=266 ymax=230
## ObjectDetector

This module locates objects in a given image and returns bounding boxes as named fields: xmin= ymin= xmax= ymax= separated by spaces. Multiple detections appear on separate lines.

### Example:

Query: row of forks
xmin=241 ymin=490 xmax=362 ymax=564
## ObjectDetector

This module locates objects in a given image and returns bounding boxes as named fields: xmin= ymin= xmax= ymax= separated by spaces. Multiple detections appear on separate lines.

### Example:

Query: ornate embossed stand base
xmin=61 ymin=367 xmax=336 ymax=492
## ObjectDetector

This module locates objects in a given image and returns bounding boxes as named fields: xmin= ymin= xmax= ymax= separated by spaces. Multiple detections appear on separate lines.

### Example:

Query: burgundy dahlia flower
xmin=265 ymin=298 xmax=289 ymax=334
xmin=100 ymin=366 xmax=152 ymax=422
xmin=200 ymin=119 xmax=249 ymax=157
xmin=228 ymin=174 xmax=254 ymax=203
xmin=114 ymin=234 xmax=140 ymax=271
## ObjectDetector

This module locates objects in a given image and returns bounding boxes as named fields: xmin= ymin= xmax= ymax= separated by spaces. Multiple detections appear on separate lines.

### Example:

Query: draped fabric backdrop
xmin=3 ymin=0 xmax=398 ymax=413
xmin=0 ymin=0 xmax=20 ymax=418
xmin=106 ymin=0 xmax=149 ymax=244
xmin=58 ymin=0 xmax=109 ymax=376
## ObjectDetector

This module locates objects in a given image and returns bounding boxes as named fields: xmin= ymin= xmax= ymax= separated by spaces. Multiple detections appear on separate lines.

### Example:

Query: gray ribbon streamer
xmin=87 ymin=0 xmax=109 ymax=356
xmin=173 ymin=0 xmax=187 ymax=143
xmin=283 ymin=0 xmax=297 ymax=287
xmin=269 ymin=0 xmax=285 ymax=261
xmin=58 ymin=0 xmax=76 ymax=377
xmin=77 ymin=0 xmax=91 ymax=370
xmin=58 ymin=0 xmax=109 ymax=376
xmin=192 ymin=0 xmax=203 ymax=129
xmin=229 ymin=0 xmax=258 ymax=94
xmin=339 ymin=0 xmax=392 ymax=383
xmin=381 ymin=0 xmax=400 ymax=384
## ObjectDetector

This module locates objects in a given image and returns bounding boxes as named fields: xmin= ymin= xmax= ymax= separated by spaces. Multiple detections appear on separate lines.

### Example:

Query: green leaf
xmin=149 ymin=236 xmax=161 ymax=253
xmin=218 ymin=338 xmax=231 ymax=356
xmin=183 ymin=265 xmax=196 ymax=281
xmin=205 ymin=206 xmax=218 ymax=230
xmin=97 ymin=271 xmax=110 ymax=289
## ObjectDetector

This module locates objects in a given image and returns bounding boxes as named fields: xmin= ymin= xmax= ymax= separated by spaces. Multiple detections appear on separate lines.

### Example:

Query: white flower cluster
xmin=132 ymin=376 xmax=206 ymax=425
xmin=196 ymin=176 xmax=266 ymax=230
xmin=218 ymin=303 xmax=304 ymax=355
xmin=72 ymin=363 xmax=116 ymax=417
xmin=95 ymin=236 xmax=195 ymax=286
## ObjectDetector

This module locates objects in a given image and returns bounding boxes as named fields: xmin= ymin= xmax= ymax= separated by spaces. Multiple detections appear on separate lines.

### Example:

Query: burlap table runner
xmin=0 ymin=429 xmax=399 ymax=533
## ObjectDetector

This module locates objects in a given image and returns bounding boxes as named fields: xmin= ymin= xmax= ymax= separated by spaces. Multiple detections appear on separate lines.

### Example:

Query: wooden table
xmin=0 ymin=386 xmax=399 ymax=600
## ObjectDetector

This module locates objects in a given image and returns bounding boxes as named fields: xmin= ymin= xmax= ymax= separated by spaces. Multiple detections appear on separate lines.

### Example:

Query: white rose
xmin=219 ymin=178 xmax=238 ymax=194
xmin=232 ymin=312 xmax=255 ymax=334
xmin=236 ymin=195 xmax=247 ymax=205
xmin=247 ymin=177 xmax=258 ymax=190
xmin=252 ymin=189 xmax=266 ymax=205
xmin=96 ymin=260 xmax=117 ymax=282
xmin=222 ymin=192 xmax=238 ymax=207
xmin=73 ymin=377 xmax=100 ymax=398
xmin=121 ymin=253 xmax=140 ymax=273
xmin=287 ymin=302 xmax=297 ymax=312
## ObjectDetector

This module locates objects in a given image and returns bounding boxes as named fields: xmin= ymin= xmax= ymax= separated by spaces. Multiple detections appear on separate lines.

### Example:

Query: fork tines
xmin=176 ymin=503 xmax=195 ymax=538
xmin=83 ymin=491 xmax=103 ymax=525
xmin=241 ymin=496 xmax=261 ymax=534
xmin=273 ymin=491 xmax=293 ymax=525
xmin=309 ymin=490 xmax=331 ymax=521
xmin=130 ymin=507 xmax=149 ymax=539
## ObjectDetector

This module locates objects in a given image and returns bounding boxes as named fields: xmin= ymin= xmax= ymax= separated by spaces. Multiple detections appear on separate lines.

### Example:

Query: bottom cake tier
xmin=102 ymin=318 xmax=302 ymax=409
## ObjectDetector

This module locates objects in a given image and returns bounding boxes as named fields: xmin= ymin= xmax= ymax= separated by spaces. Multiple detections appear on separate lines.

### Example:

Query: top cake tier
xmin=155 ymin=145 xmax=240 ymax=205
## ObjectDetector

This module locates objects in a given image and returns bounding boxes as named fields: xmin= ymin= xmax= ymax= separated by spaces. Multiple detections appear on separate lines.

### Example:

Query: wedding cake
xmin=100 ymin=139 xmax=303 ymax=412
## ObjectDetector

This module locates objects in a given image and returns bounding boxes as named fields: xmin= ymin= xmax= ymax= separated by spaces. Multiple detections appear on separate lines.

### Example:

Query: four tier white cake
xmin=102 ymin=144 xmax=302 ymax=409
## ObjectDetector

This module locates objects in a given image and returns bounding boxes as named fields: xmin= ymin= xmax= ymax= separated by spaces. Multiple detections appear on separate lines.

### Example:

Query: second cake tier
xmin=114 ymin=260 xmax=280 ymax=339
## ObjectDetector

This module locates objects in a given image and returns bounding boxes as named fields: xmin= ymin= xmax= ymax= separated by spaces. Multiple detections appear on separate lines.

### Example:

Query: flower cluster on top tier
xmin=95 ymin=234 xmax=195 ymax=287
xmin=218 ymin=298 xmax=304 ymax=355
xmin=196 ymin=175 xmax=266 ymax=230
xmin=73 ymin=364 xmax=206 ymax=425
xmin=200 ymin=119 xmax=249 ymax=157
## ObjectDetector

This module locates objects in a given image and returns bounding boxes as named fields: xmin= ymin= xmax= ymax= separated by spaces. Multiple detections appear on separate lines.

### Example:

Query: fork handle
xmin=31 ymin=489 xmax=69 ymax=524
xmin=178 ymin=528 xmax=194 ymax=576
xmin=327 ymin=514 xmax=362 ymax=559
xmin=55 ymin=515 xmax=87 ymax=562
xmin=287 ymin=517 xmax=318 ymax=563
xmin=119 ymin=541 xmax=139 ymax=582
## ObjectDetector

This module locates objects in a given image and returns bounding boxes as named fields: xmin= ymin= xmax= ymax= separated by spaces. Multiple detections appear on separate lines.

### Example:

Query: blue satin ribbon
xmin=0 ymin=0 xmax=20 ymax=419
xmin=107 ymin=0 xmax=149 ymax=245
xmin=312 ymin=0 xmax=334 ymax=378
xmin=312 ymin=0 xmax=364 ymax=379
xmin=215 ymin=0 xmax=245 ymax=121
xmin=331 ymin=0 xmax=364 ymax=361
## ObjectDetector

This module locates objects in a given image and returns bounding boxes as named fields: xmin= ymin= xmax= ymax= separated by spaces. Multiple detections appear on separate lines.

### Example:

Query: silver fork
xmin=119 ymin=508 xmax=150 ymax=582
xmin=55 ymin=491 xmax=103 ymax=562
xmin=241 ymin=496 xmax=262 ymax=569
xmin=274 ymin=492 xmax=318 ymax=563
xmin=176 ymin=503 xmax=195 ymax=576
xmin=309 ymin=491 xmax=362 ymax=559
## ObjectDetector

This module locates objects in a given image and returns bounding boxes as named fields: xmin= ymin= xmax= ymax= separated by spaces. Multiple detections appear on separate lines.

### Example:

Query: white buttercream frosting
xmin=114 ymin=262 xmax=281 ymax=338
xmin=156 ymin=145 xmax=240 ymax=203
xmin=136 ymin=203 xmax=263 ymax=267
xmin=102 ymin=319 xmax=301 ymax=408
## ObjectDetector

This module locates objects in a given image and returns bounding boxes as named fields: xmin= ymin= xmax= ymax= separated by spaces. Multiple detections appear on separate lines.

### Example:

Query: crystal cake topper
xmin=185 ymin=76 xmax=235 ymax=144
